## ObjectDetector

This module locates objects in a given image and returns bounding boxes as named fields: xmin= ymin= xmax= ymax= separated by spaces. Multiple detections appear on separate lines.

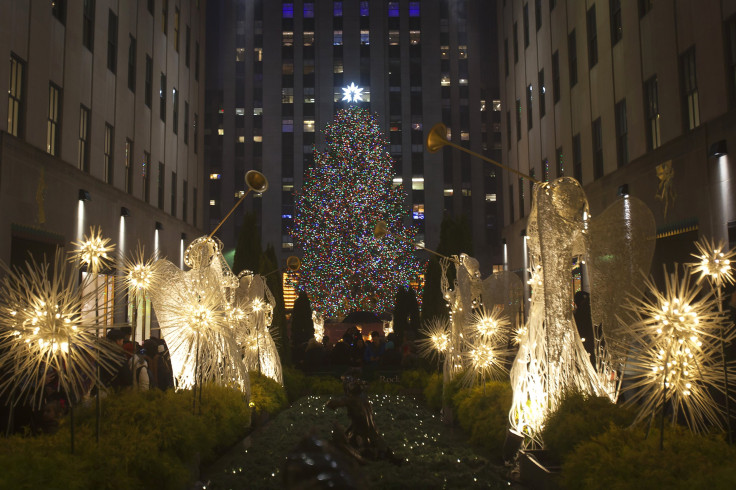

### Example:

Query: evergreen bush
xmin=452 ymin=382 xmax=512 ymax=457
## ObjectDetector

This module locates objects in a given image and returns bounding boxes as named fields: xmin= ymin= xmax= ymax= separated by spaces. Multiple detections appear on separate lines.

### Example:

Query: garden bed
xmin=200 ymin=394 xmax=517 ymax=489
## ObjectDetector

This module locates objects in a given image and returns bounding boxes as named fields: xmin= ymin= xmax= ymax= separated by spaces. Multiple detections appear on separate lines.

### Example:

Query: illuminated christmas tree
xmin=292 ymin=107 xmax=421 ymax=317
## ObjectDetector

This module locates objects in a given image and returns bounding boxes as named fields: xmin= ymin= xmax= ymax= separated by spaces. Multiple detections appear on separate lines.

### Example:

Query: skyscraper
xmin=205 ymin=0 xmax=503 ymax=276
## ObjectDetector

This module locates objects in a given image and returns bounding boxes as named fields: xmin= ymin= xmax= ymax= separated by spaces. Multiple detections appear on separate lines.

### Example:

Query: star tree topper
xmin=342 ymin=82 xmax=364 ymax=103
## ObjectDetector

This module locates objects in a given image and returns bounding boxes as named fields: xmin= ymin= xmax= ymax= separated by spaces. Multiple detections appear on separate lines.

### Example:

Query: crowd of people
xmin=299 ymin=326 xmax=419 ymax=372
xmin=0 ymin=329 xmax=176 ymax=436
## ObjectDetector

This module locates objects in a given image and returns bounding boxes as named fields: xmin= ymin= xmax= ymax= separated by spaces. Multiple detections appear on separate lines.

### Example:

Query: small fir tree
xmin=292 ymin=107 xmax=421 ymax=317
xmin=232 ymin=211 xmax=262 ymax=276
xmin=259 ymin=244 xmax=291 ymax=365
xmin=290 ymin=291 xmax=314 ymax=363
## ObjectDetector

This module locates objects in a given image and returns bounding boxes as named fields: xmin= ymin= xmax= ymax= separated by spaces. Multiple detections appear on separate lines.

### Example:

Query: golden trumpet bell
xmin=286 ymin=255 xmax=301 ymax=271
xmin=245 ymin=170 xmax=269 ymax=193
xmin=426 ymin=123 xmax=449 ymax=153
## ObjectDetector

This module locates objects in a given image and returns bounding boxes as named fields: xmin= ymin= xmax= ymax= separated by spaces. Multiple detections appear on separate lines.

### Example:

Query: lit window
xmin=446 ymin=128 xmax=452 ymax=140
xmin=441 ymin=75 xmax=450 ymax=86
xmin=283 ymin=31 xmax=293 ymax=46
xmin=410 ymin=31 xmax=420 ymax=45
xmin=411 ymin=177 xmax=424 ymax=190
xmin=480 ymin=100 xmax=487 ymax=112
xmin=281 ymin=88 xmax=294 ymax=103
xmin=303 ymin=3 xmax=314 ymax=18
xmin=443 ymin=189 xmax=453 ymax=196
xmin=282 ymin=62 xmax=294 ymax=75
xmin=461 ymin=131 xmax=469 ymax=141
xmin=493 ymin=100 xmax=502 ymax=111
xmin=440 ymin=46 xmax=449 ymax=59
xmin=412 ymin=122 xmax=423 ymax=131
xmin=253 ymin=135 xmax=262 ymax=142
xmin=238 ymin=136 xmax=245 ymax=143
xmin=209 ymin=200 xmax=216 ymax=206
xmin=360 ymin=1 xmax=369 ymax=16
xmin=485 ymin=194 xmax=497 ymax=202
xmin=236 ymin=47 xmax=246 ymax=62
xmin=254 ymin=47 xmax=263 ymax=61
xmin=282 ymin=3 xmax=293 ymax=18
xmin=334 ymin=1 xmax=342 ymax=16
xmin=253 ymin=107 xmax=263 ymax=116
xmin=459 ymin=78 xmax=469 ymax=86
xmin=388 ymin=2 xmax=399 ymax=17
xmin=217 ymin=128 xmax=224 ymax=135
xmin=412 ymin=203 xmax=425 ymax=219
xmin=334 ymin=30 xmax=343 ymax=45
xmin=235 ymin=108 xmax=245 ymax=116
xmin=282 ymin=184 xmax=294 ymax=191
xmin=210 ymin=173 xmax=221 ymax=180
xmin=360 ymin=30 xmax=370 ymax=45
xmin=303 ymin=32 xmax=314 ymax=46
xmin=409 ymin=2 xmax=420 ymax=17
xmin=334 ymin=60 xmax=344 ymax=73
xmin=389 ymin=30 xmax=400 ymax=45
xmin=458 ymin=46 xmax=468 ymax=59
xmin=304 ymin=120 xmax=315 ymax=132
xmin=282 ymin=119 xmax=294 ymax=132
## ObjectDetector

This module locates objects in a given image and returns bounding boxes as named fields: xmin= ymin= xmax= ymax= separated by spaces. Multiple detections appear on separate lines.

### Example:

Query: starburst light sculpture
xmin=417 ymin=317 xmax=451 ymax=368
xmin=69 ymin=226 xmax=114 ymax=273
xmin=0 ymin=250 xmax=120 ymax=409
xmin=620 ymin=266 xmax=735 ymax=433
xmin=121 ymin=245 xmax=162 ymax=303
xmin=689 ymin=237 xmax=735 ymax=289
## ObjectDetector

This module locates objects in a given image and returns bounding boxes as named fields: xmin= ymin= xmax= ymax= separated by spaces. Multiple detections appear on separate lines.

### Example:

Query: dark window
xmin=515 ymin=99 xmax=521 ymax=140
xmin=504 ymin=38 xmax=509 ymax=76
xmin=506 ymin=110 xmax=512 ymax=148
xmin=160 ymin=73 xmax=166 ymax=121
xmin=615 ymin=99 xmax=628 ymax=167
xmin=542 ymin=158 xmax=549 ymax=182
xmin=680 ymin=46 xmax=699 ymax=130
xmin=194 ymin=113 xmax=198 ymax=153
xmin=171 ymin=171 xmax=177 ymax=217
xmin=143 ymin=151 xmax=150 ymax=203
xmin=172 ymin=87 xmax=178 ymax=134
xmin=174 ymin=7 xmax=180 ymax=51
xmin=183 ymin=101 xmax=189 ymax=144
xmin=125 ymin=139 xmax=134 ymax=194
xmin=592 ymin=118 xmax=603 ymax=179
xmin=107 ymin=10 xmax=117 ymax=73
xmin=535 ymin=0 xmax=542 ymax=31
xmin=52 ymin=0 xmax=66 ymax=24
xmin=573 ymin=133 xmax=582 ymax=182
xmin=145 ymin=55 xmax=152 ymax=107
xmin=556 ymin=146 xmax=564 ymax=177
xmin=610 ymin=0 xmax=622 ymax=45
xmin=83 ymin=0 xmax=95 ymax=51
xmin=523 ymin=4 xmax=530 ymax=48
xmin=127 ymin=35 xmax=136 ymax=92
xmin=47 ymin=83 xmax=61 ymax=156
xmin=158 ymin=162 xmax=165 ymax=209
xmin=538 ymin=69 xmax=546 ymax=118
xmin=193 ymin=187 xmax=197 ymax=227
xmin=518 ymin=177 xmax=525 ymax=218
xmin=552 ymin=51 xmax=560 ymax=102
xmin=726 ymin=15 xmax=736 ymax=107
xmin=147 ymin=0 xmax=153 ymax=15
xmin=7 ymin=54 xmax=25 ymax=138
xmin=568 ymin=30 xmax=577 ymax=87
xmin=185 ymin=25 xmax=191 ymax=67
xmin=644 ymin=76 xmax=661 ymax=150
xmin=550 ymin=0 xmax=557 ymax=10
xmin=638 ymin=0 xmax=653 ymax=18
xmin=104 ymin=123 xmax=114 ymax=184
xmin=195 ymin=41 xmax=200 ymax=81
xmin=513 ymin=23 xmax=519 ymax=63
xmin=78 ymin=105 xmax=90 ymax=172
xmin=183 ymin=180 xmax=188 ymax=223
xmin=508 ymin=184 xmax=515 ymax=223
xmin=162 ymin=0 xmax=168 ymax=34
xmin=526 ymin=84 xmax=533 ymax=130
xmin=587 ymin=6 xmax=598 ymax=67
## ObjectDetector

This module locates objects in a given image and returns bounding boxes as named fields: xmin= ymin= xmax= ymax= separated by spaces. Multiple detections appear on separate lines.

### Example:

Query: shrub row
xmin=0 ymin=377 xmax=289 ymax=490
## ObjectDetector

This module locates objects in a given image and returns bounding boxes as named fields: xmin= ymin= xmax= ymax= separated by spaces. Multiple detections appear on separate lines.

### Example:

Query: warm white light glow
xmin=69 ymin=226 xmax=114 ymax=274
xmin=342 ymin=82 xmax=364 ymax=103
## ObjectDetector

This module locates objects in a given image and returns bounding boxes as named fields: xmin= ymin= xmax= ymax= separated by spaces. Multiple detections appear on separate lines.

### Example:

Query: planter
xmin=519 ymin=449 xmax=561 ymax=490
